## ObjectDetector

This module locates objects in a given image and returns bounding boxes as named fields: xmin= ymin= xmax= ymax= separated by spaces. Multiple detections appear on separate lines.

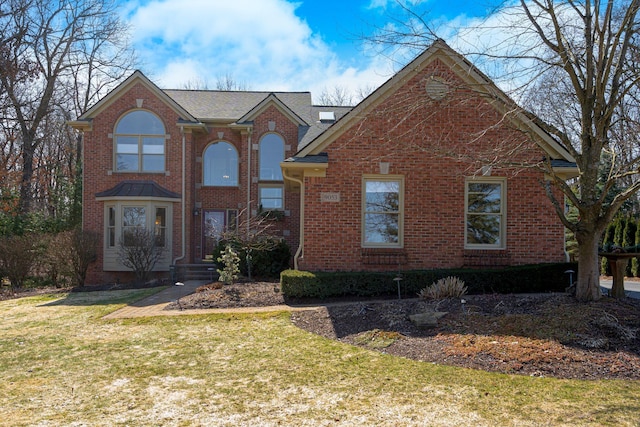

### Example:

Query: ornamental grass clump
xmin=419 ymin=276 xmax=467 ymax=299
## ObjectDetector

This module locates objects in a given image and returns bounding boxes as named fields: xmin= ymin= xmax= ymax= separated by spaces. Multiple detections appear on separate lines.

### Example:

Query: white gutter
xmin=172 ymin=126 xmax=187 ymax=265
xmin=282 ymin=168 xmax=304 ymax=270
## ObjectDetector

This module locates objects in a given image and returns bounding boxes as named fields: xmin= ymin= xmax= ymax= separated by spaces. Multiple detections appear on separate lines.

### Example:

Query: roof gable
xmin=296 ymin=40 xmax=575 ymax=164
xmin=72 ymin=70 xmax=200 ymax=126
xmin=237 ymin=93 xmax=308 ymax=126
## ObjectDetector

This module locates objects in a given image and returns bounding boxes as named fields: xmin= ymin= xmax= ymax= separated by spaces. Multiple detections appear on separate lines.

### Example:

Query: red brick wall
xmin=83 ymin=83 xmax=302 ymax=283
xmin=82 ymin=82 xmax=191 ymax=284
xmin=298 ymin=59 xmax=566 ymax=272
xmin=192 ymin=105 xmax=301 ymax=261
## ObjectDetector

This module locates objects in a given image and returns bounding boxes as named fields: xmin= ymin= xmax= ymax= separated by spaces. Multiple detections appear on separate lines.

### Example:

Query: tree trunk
xmin=575 ymin=231 xmax=602 ymax=301
xmin=19 ymin=142 xmax=35 ymax=215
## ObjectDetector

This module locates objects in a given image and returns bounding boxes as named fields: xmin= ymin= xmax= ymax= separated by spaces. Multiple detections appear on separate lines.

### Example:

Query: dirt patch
xmin=168 ymin=282 xmax=640 ymax=380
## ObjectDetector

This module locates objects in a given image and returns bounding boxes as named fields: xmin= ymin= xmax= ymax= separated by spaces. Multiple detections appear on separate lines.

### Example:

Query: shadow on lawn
xmin=39 ymin=281 xmax=182 ymax=307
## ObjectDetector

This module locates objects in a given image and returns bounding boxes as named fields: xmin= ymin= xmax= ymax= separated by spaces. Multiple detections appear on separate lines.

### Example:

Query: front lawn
xmin=0 ymin=290 xmax=638 ymax=426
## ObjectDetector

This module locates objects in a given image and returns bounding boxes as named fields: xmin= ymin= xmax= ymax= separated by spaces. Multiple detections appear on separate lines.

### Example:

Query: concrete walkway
xmin=600 ymin=278 xmax=640 ymax=299
xmin=103 ymin=280 xmax=319 ymax=319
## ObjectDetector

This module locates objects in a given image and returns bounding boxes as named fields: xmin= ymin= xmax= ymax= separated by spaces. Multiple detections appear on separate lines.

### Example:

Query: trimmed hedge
xmin=280 ymin=263 xmax=578 ymax=299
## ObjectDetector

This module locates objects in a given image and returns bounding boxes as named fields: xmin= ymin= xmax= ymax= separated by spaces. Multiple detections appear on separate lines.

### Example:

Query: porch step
xmin=170 ymin=263 xmax=219 ymax=282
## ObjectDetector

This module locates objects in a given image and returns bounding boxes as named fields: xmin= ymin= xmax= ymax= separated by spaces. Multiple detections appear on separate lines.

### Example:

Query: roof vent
xmin=319 ymin=111 xmax=335 ymax=121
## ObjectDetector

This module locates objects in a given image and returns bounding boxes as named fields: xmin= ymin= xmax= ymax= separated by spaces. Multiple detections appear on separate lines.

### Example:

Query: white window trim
xmin=361 ymin=175 xmax=404 ymax=248
xmin=464 ymin=177 xmax=507 ymax=250
xmin=103 ymin=200 xmax=173 ymax=271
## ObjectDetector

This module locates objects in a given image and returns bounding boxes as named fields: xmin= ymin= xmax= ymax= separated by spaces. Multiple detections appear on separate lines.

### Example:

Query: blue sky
xmin=121 ymin=0 xmax=506 ymax=100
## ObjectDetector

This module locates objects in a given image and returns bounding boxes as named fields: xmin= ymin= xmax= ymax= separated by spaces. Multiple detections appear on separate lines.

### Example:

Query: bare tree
xmin=364 ymin=0 xmax=640 ymax=301
xmin=214 ymin=73 xmax=251 ymax=91
xmin=317 ymin=86 xmax=356 ymax=106
xmin=216 ymin=210 xmax=280 ymax=280
xmin=317 ymin=84 xmax=375 ymax=106
xmin=117 ymin=227 xmax=165 ymax=284
xmin=0 ymin=0 xmax=135 ymax=216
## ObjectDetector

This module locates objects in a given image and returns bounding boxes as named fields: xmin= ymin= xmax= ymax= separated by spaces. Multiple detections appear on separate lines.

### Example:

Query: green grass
xmin=0 ymin=290 xmax=638 ymax=426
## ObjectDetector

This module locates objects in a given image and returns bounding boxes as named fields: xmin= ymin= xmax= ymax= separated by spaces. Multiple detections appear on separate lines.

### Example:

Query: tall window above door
xmin=114 ymin=110 xmax=166 ymax=172
xmin=259 ymin=133 xmax=284 ymax=181
xmin=203 ymin=141 xmax=238 ymax=186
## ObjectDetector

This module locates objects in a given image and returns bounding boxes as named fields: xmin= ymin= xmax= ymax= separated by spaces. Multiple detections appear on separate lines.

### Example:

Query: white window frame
xmin=203 ymin=141 xmax=239 ymax=186
xmin=362 ymin=175 xmax=404 ymax=248
xmin=114 ymin=110 xmax=166 ymax=173
xmin=464 ymin=177 xmax=507 ymax=249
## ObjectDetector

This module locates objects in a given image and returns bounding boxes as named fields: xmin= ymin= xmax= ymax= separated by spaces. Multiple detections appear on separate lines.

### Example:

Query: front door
xmin=202 ymin=209 xmax=237 ymax=259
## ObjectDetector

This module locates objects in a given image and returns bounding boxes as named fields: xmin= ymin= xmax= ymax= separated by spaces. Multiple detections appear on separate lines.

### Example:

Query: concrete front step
xmin=171 ymin=263 xmax=219 ymax=283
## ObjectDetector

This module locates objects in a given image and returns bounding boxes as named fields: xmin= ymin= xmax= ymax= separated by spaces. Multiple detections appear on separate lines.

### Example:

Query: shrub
xmin=281 ymin=263 xmax=577 ymax=299
xmin=117 ymin=227 xmax=165 ymax=284
xmin=213 ymin=238 xmax=291 ymax=279
xmin=217 ymin=245 xmax=240 ymax=285
xmin=0 ymin=234 xmax=43 ymax=289
xmin=68 ymin=228 xmax=99 ymax=287
xmin=418 ymin=276 xmax=468 ymax=299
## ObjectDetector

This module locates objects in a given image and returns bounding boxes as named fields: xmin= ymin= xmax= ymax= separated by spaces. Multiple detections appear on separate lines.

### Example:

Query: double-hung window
xmin=115 ymin=110 xmax=166 ymax=172
xmin=362 ymin=176 xmax=404 ymax=247
xmin=465 ymin=179 xmax=506 ymax=248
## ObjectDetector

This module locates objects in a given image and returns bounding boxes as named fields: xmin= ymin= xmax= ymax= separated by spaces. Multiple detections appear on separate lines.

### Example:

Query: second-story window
xmin=203 ymin=141 xmax=239 ymax=186
xmin=259 ymin=133 xmax=284 ymax=181
xmin=115 ymin=110 xmax=166 ymax=172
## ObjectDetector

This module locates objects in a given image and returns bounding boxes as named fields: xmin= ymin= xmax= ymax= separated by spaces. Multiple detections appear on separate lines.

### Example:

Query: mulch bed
xmin=167 ymin=281 xmax=640 ymax=380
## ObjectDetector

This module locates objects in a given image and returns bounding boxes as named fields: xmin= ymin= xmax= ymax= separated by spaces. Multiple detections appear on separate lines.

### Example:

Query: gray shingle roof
xmin=96 ymin=180 xmax=181 ymax=199
xmin=284 ymin=152 xmax=329 ymax=164
xmin=162 ymin=89 xmax=352 ymax=150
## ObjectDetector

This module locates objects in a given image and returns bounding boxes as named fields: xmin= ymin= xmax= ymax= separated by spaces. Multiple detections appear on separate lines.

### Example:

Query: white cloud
xmin=124 ymin=0 xmax=391 ymax=97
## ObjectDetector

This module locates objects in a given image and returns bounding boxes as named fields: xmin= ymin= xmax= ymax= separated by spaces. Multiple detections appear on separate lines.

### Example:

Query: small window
xmin=259 ymin=185 xmax=284 ymax=210
xmin=155 ymin=207 xmax=166 ymax=247
xmin=203 ymin=141 xmax=239 ymax=186
xmin=107 ymin=206 xmax=116 ymax=247
xmin=465 ymin=179 xmax=506 ymax=248
xmin=362 ymin=177 xmax=403 ymax=247
xmin=115 ymin=110 xmax=165 ymax=172
xmin=259 ymin=133 xmax=284 ymax=181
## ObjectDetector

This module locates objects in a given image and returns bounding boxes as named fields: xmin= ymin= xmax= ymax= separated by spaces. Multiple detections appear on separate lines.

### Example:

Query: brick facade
xmin=293 ymin=48 xmax=571 ymax=272
xmin=78 ymin=79 xmax=303 ymax=284
xmin=73 ymin=41 xmax=574 ymax=284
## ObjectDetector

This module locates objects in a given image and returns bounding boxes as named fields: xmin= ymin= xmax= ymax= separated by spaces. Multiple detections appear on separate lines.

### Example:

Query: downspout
xmin=172 ymin=126 xmax=187 ymax=265
xmin=247 ymin=128 xmax=252 ymax=235
xmin=282 ymin=168 xmax=304 ymax=270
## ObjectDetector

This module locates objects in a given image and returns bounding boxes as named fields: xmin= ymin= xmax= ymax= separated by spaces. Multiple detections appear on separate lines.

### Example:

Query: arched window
xmin=203 ymin=141 xmax=238 ymax=186
xmin=115 ymin=110 xmax=166 ymax=172
xmin=259 ymin=133 xmax=284 ymax=181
